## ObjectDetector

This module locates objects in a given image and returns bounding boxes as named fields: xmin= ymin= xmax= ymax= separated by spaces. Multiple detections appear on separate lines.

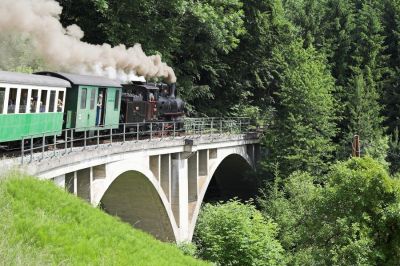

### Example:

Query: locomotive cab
xmin=121 ymin=83 xmax=159 ymax=123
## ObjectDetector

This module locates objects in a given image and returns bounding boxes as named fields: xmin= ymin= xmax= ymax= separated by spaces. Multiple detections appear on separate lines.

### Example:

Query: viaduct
xmin=1 ymin=119 xmax=261 ymax=242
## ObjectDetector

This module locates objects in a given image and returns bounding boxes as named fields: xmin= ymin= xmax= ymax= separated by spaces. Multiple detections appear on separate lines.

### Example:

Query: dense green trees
xmin=283 ymin=0 xmax=389 ymax=162
xmin=260 ymin=157 xmax=400 ymax=265
xmin=194 ymin=200 xmax=285 ymax=266
xmin=195 ymin=157 xmax=400 ymax=264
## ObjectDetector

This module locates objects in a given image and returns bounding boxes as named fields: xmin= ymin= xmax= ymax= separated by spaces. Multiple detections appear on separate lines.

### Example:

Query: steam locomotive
xmin=120 ymin=82 xmax=184 ymax=124
xmin=0 ymin=70 xmax=185 ymax=145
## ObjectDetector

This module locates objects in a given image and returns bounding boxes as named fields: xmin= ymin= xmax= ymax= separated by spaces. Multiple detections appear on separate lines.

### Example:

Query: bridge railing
xmin=19 ymin=117 xmax=258 ymax=164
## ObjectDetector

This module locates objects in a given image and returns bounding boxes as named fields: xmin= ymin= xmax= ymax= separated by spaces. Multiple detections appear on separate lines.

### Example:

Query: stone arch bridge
xmin=2 ymin=120 xmax=261 ymax=242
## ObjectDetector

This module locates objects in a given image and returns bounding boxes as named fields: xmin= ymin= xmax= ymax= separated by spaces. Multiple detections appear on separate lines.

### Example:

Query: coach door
xmin=96 ymin=88 xmax=107 ymax=126
xmin=78 ymin=87 xmax=89 ymax=129
xmin=78 ymin=86 xmax=98 ymax=129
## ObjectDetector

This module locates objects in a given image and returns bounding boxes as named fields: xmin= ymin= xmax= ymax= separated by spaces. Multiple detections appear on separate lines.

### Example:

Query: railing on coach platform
xmin=20 ymin=117 xmax=258 ymax=164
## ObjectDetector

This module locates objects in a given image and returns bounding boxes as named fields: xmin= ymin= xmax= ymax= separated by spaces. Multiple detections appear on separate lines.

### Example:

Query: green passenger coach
xmin=0 ymin=70 xmax=69 ymax=143
xmin=36 ymin=72 xmax=122 ymax=131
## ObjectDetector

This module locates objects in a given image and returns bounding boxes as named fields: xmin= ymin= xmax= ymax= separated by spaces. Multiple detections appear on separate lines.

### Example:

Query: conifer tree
xmin=381 ymin=0 xmax=400 ymax=133
xmin=264 ymin=41 xmax=337 ymax=177
xmin=339 ymin=3 xmax=387 ymax=160
xmin=343 ymin=73 xmax=386 ymax=159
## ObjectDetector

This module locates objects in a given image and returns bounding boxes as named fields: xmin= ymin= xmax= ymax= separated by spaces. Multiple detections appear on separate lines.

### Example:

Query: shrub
xmin=194 ymin=199 xmax=285 ymax=266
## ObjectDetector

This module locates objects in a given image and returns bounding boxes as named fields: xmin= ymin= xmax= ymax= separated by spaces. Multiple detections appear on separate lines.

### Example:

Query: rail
xmin=19 ymin=117 xmax=258 ymax=164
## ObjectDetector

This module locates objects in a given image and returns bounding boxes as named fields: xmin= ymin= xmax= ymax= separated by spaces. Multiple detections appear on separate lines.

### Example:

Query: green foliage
xmin=338 ymin=72 xmax=387 ymax=160
xmin=189 ymin=0 xmax=245 ymax=54
xmin=212 ymin=0 xmax=294 ymax=116
xmin=173 ymin=0 xmax=246 ymax=114
xmin=194 ymin=199 xmax=285 ymax=266
xmin=90 ymin=0 xmax=108 ymax=13
xmin=261 ymin=157 xmax=400 ymax=265
xmin=381 ymin=0 xmax=400 ymax=134
xmin=388 ymin=127 xmax=400 ymax=174
xmin=283 ymin=0 xmax=327 ymax=48
xmin=177 ymin=242 xmax=198 ymax=258
xmin=0 ymin=172 xmax=207 ymax=265
xmin=346 ymin=74 xmax=382 ymax=141
xmin=264 ymin=41 xmax=336 ymax=177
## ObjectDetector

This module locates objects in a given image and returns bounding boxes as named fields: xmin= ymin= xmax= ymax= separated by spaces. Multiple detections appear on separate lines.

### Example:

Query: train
xmin=0 ymin=70 xmax=185 ymax=147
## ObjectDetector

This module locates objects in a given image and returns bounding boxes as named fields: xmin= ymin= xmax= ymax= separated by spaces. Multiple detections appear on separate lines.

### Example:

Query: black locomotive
xmin=120 ymin=82 xmax=184 ymax=124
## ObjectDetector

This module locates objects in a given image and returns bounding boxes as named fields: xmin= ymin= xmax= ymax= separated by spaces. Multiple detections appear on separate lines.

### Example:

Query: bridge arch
xmin=96 ymin=163 xmax=178 ymax=242
xmin=33 ymin=137 xmax=261 ymax=242
xmin=188 ymin=151 xmax=257 ymax=239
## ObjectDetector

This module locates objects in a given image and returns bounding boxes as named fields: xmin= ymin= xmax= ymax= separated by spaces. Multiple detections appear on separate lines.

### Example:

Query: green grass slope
xmin=0 ymin=172 xmax=207 ymax=265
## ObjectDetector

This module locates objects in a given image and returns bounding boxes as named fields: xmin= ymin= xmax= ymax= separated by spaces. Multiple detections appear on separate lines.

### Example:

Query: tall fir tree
xmin=339 ymin=3 xmax=387 ymax=160
xmin=380 ymin=0 xmax=400 ymax=172
xmin=344 ymin=73 xmax=386 ymax=159
xmin=263 ymin=41 xmax=337 ymax=177
xmin=381 ymin=0 xmax=400 ymax=132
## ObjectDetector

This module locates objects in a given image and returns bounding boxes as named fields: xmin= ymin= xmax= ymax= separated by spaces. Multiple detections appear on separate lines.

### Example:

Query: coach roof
xmin=36 ymin=72 xmax=122 ymax=88
xmin=0 ymin=70 xmax=70 ymax=88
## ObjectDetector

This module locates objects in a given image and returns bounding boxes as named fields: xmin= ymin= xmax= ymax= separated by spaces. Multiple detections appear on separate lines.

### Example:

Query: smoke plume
xmin=0 ymin=0 xmax=176 ymax=83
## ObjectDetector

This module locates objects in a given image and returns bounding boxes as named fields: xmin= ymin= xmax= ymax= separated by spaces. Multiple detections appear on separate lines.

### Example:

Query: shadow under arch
xmin=204 ymin=154 xmax=257 ymax=202
xmin=100 ymin=170 xmax=175 ymax=242
xmin=189 ymin=153 xmax=258 ymax=239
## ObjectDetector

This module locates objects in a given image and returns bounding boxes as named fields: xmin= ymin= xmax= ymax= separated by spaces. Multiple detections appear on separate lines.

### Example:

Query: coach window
xmin=40 ymin=90 xmax=47 ymax=112
xmin=57 ymin=91 xmax=64 ymax=112
xmin=114 ymin=90 xmax=120 ymax=110
xmin=0 ymin=88 xmax=5 ymax=114
xmin=8 ymin=88 xmax=17 ymax=113
xmin=19 ymin=89 xmax=29 ymax=113
xmin=48 ymin=91 xmax=56 ymax=112
xmin=81 ymin=88 xmax=87 ymax=109
xmin=30 ymin=90 xmax=38 ymax=113
xmin=90 ymin=89 xmax=96 ymax=110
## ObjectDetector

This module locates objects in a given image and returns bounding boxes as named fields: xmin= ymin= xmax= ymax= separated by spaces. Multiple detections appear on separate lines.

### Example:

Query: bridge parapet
xmin=17 ymin=117 xmax=258 ymax=164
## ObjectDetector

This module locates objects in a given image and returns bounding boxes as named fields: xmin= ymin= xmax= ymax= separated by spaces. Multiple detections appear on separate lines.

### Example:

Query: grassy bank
xmin=0 ymin=172 xmax=207 ymax=265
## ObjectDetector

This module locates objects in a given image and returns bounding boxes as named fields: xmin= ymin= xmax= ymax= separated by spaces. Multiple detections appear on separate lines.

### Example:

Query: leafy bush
xmin=261 ymin=157 xmax=400 ymax=265
xmin=177 ymin=241 xmax=198 ymax=258
xmin=194 ymin=199 xmax=285 ymax=266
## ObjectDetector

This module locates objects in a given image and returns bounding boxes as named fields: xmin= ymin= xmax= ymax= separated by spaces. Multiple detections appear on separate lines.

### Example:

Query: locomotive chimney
xmin=169 ymin=83 xmax=176 ymax=98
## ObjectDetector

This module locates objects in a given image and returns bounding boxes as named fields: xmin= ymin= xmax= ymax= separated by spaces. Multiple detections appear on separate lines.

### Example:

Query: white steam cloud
xmin=0 ymin=0 xmax=176 ymax=83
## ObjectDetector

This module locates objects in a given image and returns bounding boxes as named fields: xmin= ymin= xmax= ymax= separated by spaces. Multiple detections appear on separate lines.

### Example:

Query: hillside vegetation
xmin=0 ymin=172 xmax=207 ymax=265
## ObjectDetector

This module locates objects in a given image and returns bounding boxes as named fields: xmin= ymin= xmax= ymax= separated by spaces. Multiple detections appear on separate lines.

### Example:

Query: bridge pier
xmin=171 ymin=153 xmax=189 ymax=241
xmin=160 ymin=154 xmax=171 ymax=202
xmin=188 ymin=152 xmax=198 ymax=225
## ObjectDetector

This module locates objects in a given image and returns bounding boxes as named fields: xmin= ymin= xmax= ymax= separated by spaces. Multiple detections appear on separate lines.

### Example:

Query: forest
xmin=3 ymin=0 xmax=400 ymax=265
